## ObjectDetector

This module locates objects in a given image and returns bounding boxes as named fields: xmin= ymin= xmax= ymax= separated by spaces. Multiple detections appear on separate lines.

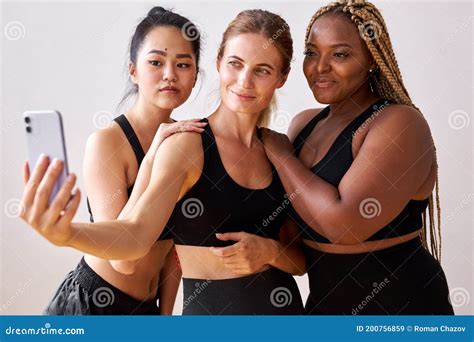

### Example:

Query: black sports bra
xmin=290 ymin=99 xmax=429 ymax=243
xmin=165 ymin=118 xmax=289 ymax=247
xmin=86 ymin=114 xmax=172 ymax=241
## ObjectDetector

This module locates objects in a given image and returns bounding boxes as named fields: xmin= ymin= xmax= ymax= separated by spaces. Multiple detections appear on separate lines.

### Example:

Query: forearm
xmin=268 ymin=239 xmax=306 ymax=276
xmin=68 ymin=220 xmax=151 ymax=260
xmin=273 ymin=154 xmax=348 ymax=242
xmin=158 ymin=248 xmax=182 ymax=315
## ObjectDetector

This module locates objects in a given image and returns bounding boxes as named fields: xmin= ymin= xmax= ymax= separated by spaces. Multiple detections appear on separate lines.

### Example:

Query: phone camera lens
xmin=26 ymin=126 xmax=32 ymax=133
xmin=24 ymin=117 xmax=30 ymax=123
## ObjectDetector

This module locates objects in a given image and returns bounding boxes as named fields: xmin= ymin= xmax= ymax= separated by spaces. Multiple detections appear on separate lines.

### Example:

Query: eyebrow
xmin=147 ymin=49 xmax=193 ymax=59
xmin=227 ymin=55 xmax=275 ymax=70
xmin=305 ymin=42 xmax=352 ymax=49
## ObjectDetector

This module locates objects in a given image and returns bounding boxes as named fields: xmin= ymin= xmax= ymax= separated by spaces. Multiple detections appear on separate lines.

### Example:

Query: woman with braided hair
xmin=262 ymin=0 xmax=454 ymax=314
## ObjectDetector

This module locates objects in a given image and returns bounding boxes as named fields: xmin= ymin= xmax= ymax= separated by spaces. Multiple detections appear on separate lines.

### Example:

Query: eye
xmin=256 ymin=68 xmax=270 ymax=75
xmin=149 ymin=60 xmax=162 ymax=66
xmin=334 ymin=52 xmax=349 ymax=59
xmin=177 ymin=63 xmax=191 ymax=68
xmin=228 ymin=60 xmax=241 ymax=68
xmin=303 ymin=50 xmax=317 ymax=58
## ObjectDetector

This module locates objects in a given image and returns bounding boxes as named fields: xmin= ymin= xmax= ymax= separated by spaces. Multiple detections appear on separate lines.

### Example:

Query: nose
xmin=316 ymin=55 xmax=331 ymax=74
xmin=237 ymin=67 xmax=254 ymax=89
xmin=163 ymin=63 xmax=177 ymax=82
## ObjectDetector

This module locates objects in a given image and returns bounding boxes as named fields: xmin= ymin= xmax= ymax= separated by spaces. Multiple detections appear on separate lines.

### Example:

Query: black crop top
xmin=165 ymin=118 xmax=288 ymax=247
xmin=86 ymin=114 xmax=172 ymax=241
xmin=290 ymin=99 xmax=429 ymax=243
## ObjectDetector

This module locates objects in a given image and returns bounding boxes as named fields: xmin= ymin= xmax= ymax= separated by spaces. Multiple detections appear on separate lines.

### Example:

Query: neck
xmin=209 ymin=103 xmax=260 ymax=147
xmin=125 ymin=95 xmax=173 ymax=146
xmin=328 ymin=85 xmax=380 ymax=118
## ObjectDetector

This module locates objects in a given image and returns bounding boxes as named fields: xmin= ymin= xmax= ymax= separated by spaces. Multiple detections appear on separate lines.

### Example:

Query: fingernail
xmin=52 ymin=158 xmax=61 ymax=167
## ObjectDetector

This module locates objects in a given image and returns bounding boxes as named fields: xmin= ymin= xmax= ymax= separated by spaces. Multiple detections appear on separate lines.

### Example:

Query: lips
xmin=230 ymin=89 xmax=256 ymax=100
xmin=313 ymin=78 xmax=336 ymax=88
xmin=159 ymin=86 xmax=179 ymax=93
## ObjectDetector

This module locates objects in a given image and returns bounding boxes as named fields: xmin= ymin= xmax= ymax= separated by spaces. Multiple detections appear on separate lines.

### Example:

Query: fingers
xmin=22 ymin=154 xmax=49 ymax=208
xmin=23 ymin=160 xmax=30 ymax=185
xmin=210 ymin=244 xmax=239 ymax=257
xmin=60 ymin=189 xmax=81 ymax=225
xmin=215 ymin=232 xmax=244 ymax=242
xmin=32 ymin=158 xmax=64 ymax=216
xmin=47 ymin=173 xmax=77 ymax=223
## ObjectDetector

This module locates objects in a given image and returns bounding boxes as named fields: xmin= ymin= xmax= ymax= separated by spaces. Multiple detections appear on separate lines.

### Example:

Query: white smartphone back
xmin=23 ymin=110 xmax=69 ymax=204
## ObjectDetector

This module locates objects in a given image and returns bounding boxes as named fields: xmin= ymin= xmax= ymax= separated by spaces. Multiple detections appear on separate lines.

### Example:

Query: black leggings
xmin=44 ymin=257 xmax=160 ymax=315
xmin=304 ymin=237 xmax=454 ymax=315
xmin=182 ymin=267 xmax=304 ymax=315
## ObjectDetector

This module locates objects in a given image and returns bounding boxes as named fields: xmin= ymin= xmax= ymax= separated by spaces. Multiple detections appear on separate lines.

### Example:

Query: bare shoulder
xmin=85 ymin=123 xmax=127 ymax=157
xmin=156 ymin=131 xmax=204 ymax=167
xmin=287 ymin=108 xmax=325 ymax=142
xmin=371 ymin=104 xmax=432 ymax=141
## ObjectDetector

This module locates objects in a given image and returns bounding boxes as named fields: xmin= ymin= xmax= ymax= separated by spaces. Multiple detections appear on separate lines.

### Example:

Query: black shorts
xmin=182 ymin=267 xmax=304 ymax=315
xmin=304 ymin=237 xmax=454 ymax=315
xmin=44 ymin=257 xmax=160 ymax=315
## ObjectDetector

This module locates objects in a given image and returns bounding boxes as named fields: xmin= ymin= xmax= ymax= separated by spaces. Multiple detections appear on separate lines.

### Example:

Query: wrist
xmin=267 ymin=239 xmax=281 ymax=266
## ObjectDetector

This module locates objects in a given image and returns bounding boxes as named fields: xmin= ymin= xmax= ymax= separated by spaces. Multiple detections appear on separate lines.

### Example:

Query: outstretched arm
xmin=20 ymin=132 xmax=201 ymax=260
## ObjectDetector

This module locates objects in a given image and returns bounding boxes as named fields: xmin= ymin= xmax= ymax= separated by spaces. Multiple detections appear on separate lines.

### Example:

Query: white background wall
xmin=1 ymin=0 xmax=472 ymax=315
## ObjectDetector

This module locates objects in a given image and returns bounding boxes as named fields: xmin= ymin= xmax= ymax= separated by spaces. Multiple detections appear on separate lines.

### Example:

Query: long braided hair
xmin=305 ymin=0 xmax=442 ymax=260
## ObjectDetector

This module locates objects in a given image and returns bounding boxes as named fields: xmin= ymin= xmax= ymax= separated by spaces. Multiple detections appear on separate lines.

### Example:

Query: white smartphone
xmin=23 ymin=110 xmax=69 ymax=204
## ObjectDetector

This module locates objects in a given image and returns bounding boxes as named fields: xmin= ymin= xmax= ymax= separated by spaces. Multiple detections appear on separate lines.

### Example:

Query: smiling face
xmin=217 ymin=33 xmax=286 ymax=117
xmin=130 ymin=26 xmax=197 ymax=110
xmin=303 ymin=14 xmax=375 ymax=104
